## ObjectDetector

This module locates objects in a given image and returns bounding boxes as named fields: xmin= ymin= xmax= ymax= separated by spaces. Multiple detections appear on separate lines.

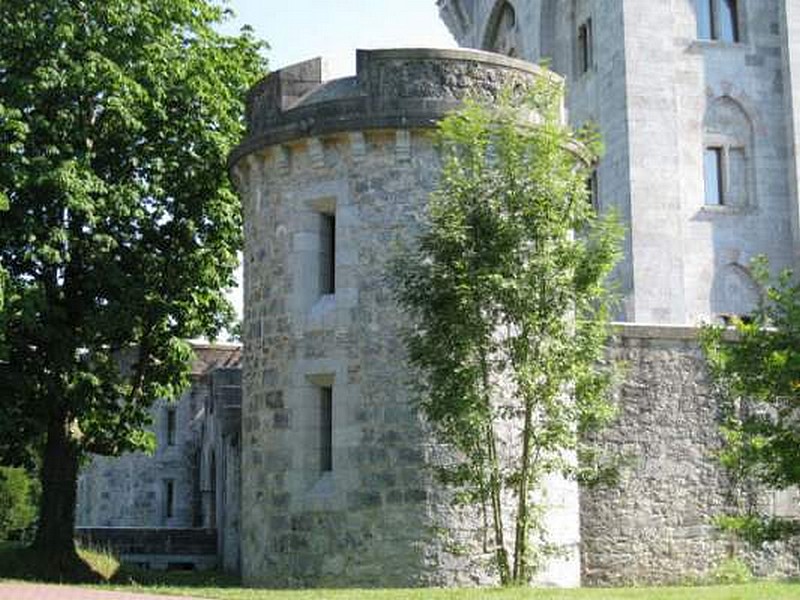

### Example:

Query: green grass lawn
xmin=90 ymin=582 xmax=800 ymax=600
xmin=1 ymin=542 xmax=799 ymax=599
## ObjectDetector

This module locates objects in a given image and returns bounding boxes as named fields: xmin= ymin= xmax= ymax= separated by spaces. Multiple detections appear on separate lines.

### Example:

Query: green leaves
xmin=0 ymin=0 xmax=264 ymax=461
xmin=392 ymin=79 xmax=623 ymax=583
xmin=702 ymin=256 xmax=800 ymax=542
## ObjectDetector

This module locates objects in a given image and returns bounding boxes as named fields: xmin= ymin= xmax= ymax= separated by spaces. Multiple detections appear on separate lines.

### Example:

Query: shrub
xmin=0 ymin=466 xmax=38 ymax=541
xmin=710 ymin=557 xmax=754 ymax=585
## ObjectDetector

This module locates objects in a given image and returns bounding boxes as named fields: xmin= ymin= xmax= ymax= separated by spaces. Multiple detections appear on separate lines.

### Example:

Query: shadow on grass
xmin=0 ymin=541 xmax=239 ymax=588
xmin=109 ymin=564 xmax=240 ymax=589
xmin=0 ymin=541 xmax=102 ymax=583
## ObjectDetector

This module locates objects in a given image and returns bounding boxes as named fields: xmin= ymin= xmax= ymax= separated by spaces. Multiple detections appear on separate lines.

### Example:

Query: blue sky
xmin=222 ymin=0 xmax=457 ymax=78
xmin=222 ymin=1 xmax=457 ymax=318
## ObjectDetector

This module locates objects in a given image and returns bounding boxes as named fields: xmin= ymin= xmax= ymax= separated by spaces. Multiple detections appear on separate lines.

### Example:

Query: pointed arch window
xmin=703 ymin=97 xmax=753 ymax=208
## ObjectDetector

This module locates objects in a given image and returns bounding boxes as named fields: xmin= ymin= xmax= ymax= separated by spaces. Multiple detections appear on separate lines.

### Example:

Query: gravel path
xmin=0 ymin=582 xmax=208 ymax=600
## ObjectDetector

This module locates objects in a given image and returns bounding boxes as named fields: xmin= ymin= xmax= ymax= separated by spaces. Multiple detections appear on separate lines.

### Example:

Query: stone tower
xmin=440 ymin=0 xmax=800 ymax=324
xmin=229 ymin=48 xmax=580 ymax=587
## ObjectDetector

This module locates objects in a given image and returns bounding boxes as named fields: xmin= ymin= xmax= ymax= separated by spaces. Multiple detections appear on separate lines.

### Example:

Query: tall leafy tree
xmin=0 ymin=0 xmax=265 ymax=576
xmin=702 ymin=258 xmax=800 ymax=543
xmin=392 ymin=82 xmax=623 ymax=584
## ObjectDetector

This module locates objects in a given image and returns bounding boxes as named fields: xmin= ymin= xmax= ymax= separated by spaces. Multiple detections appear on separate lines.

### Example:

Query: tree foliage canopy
xmin=392 ymin=80 xmax=623 ymax=584
xmin=702 ymin=258 xmax=800 ymax=542
xmin=0 ymin=0 xmax=265 ymax=569
xmin=0 ymin=467 xmax=38 ymax=542
xmin=0 ymin=0 xmax=264 ymax=459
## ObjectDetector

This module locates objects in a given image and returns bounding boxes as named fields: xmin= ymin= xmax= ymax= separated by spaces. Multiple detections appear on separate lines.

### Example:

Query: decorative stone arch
xmin=711 ymin=262 xmax=762 ymax=318
xmin=705 ymin=85 xmax=766 ymax=135
xmin=702 ymin=94 xmax=756 ymax=207
xmin=482 ymin=1 xmax=523 ymax=58
xmin=704 ymin=95 xmax=754 ymax=143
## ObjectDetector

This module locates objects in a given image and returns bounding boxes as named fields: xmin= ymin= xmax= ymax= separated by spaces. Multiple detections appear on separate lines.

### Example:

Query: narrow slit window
xmin=320 ymin=213 xmax=336 ymax=295
xmin=587 ymin=170 xmax=599 ymax=210
xmin=578 ymin=19 xmax=593 ymax=74
xmin=704 ymin=147 xmax=724 ymax=205
xmin=166 ymin=407 xmax=176 ymax=446
xmin=320 ymin=386 xmax=333 ymax=472
xmin=165 ymin=480 xmax=175 ymax=519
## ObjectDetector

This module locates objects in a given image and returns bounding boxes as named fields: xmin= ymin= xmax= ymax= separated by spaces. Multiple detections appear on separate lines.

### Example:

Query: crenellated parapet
xmin=230 ymin=48 xmax=551 ymax=169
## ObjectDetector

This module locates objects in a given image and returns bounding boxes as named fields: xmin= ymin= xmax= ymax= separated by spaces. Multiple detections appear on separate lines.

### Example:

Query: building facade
xmin=76 ymin=344 xmax=242 ymax=572
xmin=76 ymin=1 xmax=800 ymax=587
xmin=231 ymin=48 xmax=582 ymax=588
xmin=440 ymin=0 xmax=800 ymax=324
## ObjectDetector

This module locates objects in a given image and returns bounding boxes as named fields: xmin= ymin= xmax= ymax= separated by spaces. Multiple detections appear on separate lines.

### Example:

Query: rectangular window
xmin=704 ymin=147 xmax=724 ymax=205
xmin=166 ymin=407 xmax=176 ymax=446
xmin=718 ymin=0 xmax=739 ymax=43
xmin=577 ymin=19 xmax=593 ymax=74
xmin=697 ymin=0 xmax=739 ymax=42
xmin=320 ymin=386 xmax=333 ymax=472
xmin=165 ymin=480 xmax=175 ymax=519
xmin=587 ymin=170 xmax=599 ymax=210
xmin=697 ymin=0 xmax=713 ymax=39
xmin=319 ymin=213 xmax=336 ymax=295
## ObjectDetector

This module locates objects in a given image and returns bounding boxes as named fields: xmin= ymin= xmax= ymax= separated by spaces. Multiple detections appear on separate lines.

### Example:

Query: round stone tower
xmin=230 ymin=48 xmax=580 ymax=588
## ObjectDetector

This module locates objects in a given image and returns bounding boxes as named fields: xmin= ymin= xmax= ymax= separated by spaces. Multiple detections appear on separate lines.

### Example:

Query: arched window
xmin=711 ymin=263 xmax=760 ymax=319
xmin=484 ymin=1 xmax=520 ymax=58
xmin=703 ymin=97 xmax=753 ymax=207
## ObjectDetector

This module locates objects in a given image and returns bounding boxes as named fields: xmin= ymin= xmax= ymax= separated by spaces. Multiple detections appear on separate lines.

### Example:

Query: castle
xmin=77 ymin=0 xmax=800 ymax=587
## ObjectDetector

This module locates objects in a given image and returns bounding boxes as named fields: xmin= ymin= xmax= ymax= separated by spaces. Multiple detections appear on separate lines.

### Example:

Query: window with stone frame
xmin=704 ymin=147 xmax=724 ymax=205
xmin=697 ymin=0 xmax=740 ymax=43
xmin=319 ymin=385 xmax=333 ymax=473
xmin=166 ymin=406 xmax=176 ymax=446
xmin=586 ymin=169 xmax=599 ymax=211
xmin=577 ymin=18 xmax=593 ymax=75
xmin=703 ymin=97 xmax=753 ymax=208
xmin=319 ymin=212 xmax=336 ymax=296
xmin=164 ymin=479 xmax=175 ymax=520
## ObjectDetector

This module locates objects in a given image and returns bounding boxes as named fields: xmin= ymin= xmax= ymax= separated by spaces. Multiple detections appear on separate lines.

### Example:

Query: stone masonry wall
xmin=76 ymin=389 xmax=202 ymax=528
xmin=440 ymin=0 xmax=800 ymax=325
xmin=76 ymin=345 xmax=242 ymax=573
xmin=581 ymin=324 xmax=800 ymax=585
xmin=234 ymin=48 xmax=580 ymax=588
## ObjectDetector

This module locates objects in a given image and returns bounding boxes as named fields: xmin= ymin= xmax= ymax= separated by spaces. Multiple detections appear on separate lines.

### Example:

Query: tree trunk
xmin=512 ymin=398 xmax=534 ymax=583
xmin=34 ymin=410 xmax=84 ymax=578
xmin=479 ymin=354 xmax=510 ymax=585
xmin=485 ymin=423 xmax=511 ymax=585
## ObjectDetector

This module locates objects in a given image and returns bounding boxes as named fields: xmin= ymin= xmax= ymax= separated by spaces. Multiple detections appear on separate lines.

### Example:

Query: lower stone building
xmin=76 ymin=343 xmax=242 ymax=572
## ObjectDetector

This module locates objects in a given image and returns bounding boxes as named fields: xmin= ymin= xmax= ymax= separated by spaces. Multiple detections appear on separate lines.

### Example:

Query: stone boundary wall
xmin=581 ymin=323 xmax=800 ymax=585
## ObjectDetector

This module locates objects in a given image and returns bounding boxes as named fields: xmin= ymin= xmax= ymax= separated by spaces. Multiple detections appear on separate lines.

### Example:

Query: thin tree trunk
xmin=485 ymin=422 xmax=511 ymax=584
xmin=479 ymin=354 xmax=510 ymax=585
xmin=512 ymin=398 xmax=534 ymax=582
xmin=34 ymin=409 xmax=83 ymax=577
